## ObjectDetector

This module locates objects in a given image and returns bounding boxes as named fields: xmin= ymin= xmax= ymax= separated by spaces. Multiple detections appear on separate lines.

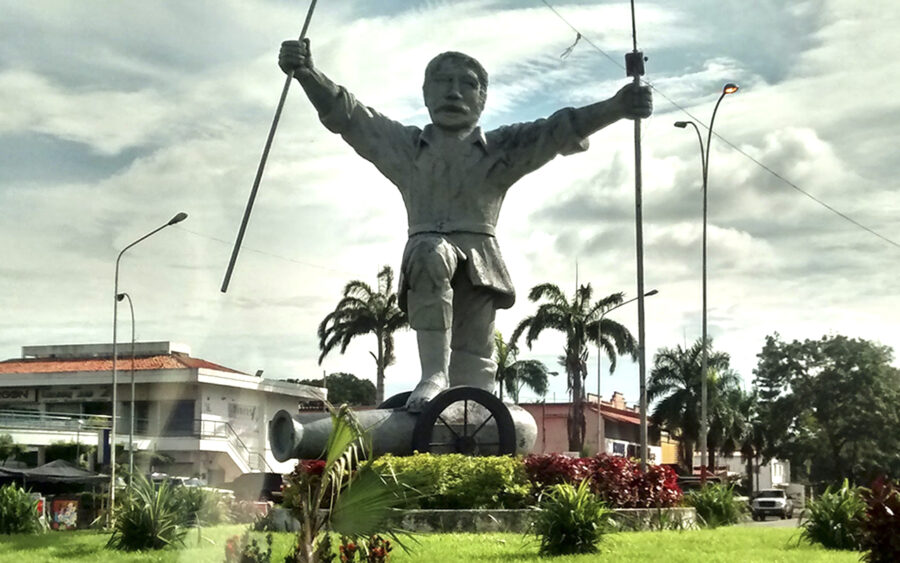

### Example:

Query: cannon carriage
xmin=269 ymin=385 xmax=537 ymax=461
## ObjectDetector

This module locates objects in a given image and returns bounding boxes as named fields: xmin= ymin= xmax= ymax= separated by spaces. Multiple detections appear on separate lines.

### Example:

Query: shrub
xmin=800 ymin=479 xmax=865 ymax=551
xmin=225 ymin=530 xmax=273 ymax=563
xmin=525 ymin=453 xmax=682 ymax=508
xmin=591 ymin=454 xmax=682 ymax=508
xmin=339 ymin=534 xmax=393 ymax=562
xmin=531 ymin=480 xmax=612 ymax=555
xmin=0 ymin=483 xmax=42 ymax=534
xmin=523 ymin=453 xmax=593 ymax=490
xmin=685 ymin=483 xmax=746 ymax=528
xmin=372 ymin=453 xmax=531 ymax=509
xmin=106 ymin=473 xmax=188 ymax=551
xmin=860 ymin=476 xmax=900 ymax=563
xmin=175 ymin=485 xmax=232 ymax=526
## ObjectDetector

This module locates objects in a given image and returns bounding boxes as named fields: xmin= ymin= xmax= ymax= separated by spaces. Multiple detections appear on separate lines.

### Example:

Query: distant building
xmin=0 ymin=342 xmax=324 ymax=484
xmin=693 ymin=452 xmax=791 ymax=493
xmin=519 ymin=391 xmax=668 ymax=463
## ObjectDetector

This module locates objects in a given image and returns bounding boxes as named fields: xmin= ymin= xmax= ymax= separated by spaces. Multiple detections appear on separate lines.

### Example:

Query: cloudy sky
xmin=2 ymin=0 xmax=898 ymax=407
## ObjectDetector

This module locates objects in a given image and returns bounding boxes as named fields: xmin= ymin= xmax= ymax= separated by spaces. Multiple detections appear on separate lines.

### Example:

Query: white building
xmin=693 ymin=452 xmax=791 ymax=492
xmin=0 ymin=342 xmax=324 ymax=484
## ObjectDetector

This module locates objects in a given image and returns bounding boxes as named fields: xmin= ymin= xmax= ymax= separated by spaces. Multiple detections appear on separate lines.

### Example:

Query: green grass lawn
xmin=0 ymin=525 xmax=861 ymax=562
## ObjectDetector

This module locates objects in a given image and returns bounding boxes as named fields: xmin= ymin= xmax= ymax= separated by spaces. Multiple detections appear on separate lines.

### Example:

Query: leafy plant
xmin=338 ymin=535 xmax=393 ymax=562
xmin=372 ymin=453 xmax=530 ymax=509
xmin=0 ymin=434 xmax=27 ymax=465
xmin=685 ymin=483 xmax=746 ymax=528
xmin=523 ymin=453 xmax=593 ymax=491
xmin=0 ymin=483 xmax=42 ymax=534
xmin=175 ymin=485 xmax=231 ymax=526
xmin=524 ymin=453 xmax=682 ymax=509
xmin=531 ymin=479 xmax=612 ymax=555
xmin=799 ymin=479 xmax=865 ymax=550
xmin=860 ymin=476 xmax=900 ymax=563
xmin=282 ymin=405 xmax=407 ymax=563
xmin=106 ymin=473 xmax=188 ymax=551
xmin=225 ymin=530 xmax=273 ymax=563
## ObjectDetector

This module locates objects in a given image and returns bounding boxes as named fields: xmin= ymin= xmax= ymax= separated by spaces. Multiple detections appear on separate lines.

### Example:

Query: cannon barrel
xmin=269 ymin=402 xmax=537 ymax=462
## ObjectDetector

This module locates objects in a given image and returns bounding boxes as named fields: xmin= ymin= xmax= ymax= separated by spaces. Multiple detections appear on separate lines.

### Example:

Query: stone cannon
xmin=269 ymin=386 xmax=538 ymax=461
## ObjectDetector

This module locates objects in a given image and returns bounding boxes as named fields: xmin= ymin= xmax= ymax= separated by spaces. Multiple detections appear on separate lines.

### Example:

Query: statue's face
xmin=423 ymin=58 xmax=485 ymax=131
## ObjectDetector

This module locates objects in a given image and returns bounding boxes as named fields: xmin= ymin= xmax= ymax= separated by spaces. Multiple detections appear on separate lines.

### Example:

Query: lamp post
xmin=674 ymin=82 xmax=737 ymax=483
xmin=116 ymin=292 xmax=136 ymax=486
xmin=597 ymin=289 xmax=658 ymax=458
xmin=110 ymin=212 xmax=187 ymax=523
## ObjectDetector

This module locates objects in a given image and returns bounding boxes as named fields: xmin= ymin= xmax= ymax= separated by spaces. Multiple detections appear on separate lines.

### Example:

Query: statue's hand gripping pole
xmin=221 ymin=0 xmax=319 ymax=293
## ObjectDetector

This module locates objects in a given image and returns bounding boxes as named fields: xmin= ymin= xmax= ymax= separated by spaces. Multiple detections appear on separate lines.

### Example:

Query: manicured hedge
xmin=372 ymin=453 xmax=531 ymax=509
xmin=371 ymin=453 xmax=682 ymax=510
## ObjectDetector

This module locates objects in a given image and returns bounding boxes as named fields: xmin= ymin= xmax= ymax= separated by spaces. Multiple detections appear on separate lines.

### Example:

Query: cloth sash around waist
xmin=407 ymin=221 xmax=495 ymax=237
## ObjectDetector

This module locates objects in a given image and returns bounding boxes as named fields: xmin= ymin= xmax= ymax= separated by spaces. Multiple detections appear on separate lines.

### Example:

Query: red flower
xmin=300 ymin=459 xmax=326 ymax=476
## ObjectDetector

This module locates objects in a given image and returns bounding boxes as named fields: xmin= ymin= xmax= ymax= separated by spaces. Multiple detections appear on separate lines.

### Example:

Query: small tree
xmin=282 ymin=405 xmax=407 ymax=562
xmin=0 ymin=434 xmax=25 ymax=465
xmin=299 ymin=372 xmax=376 ymax=406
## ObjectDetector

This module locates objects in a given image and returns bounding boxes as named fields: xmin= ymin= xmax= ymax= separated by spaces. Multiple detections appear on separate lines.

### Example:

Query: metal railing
xmin=0 ymin=409 xmax=111 ymax=431
xmin=0 ymin=409 xmax=272 ymax=472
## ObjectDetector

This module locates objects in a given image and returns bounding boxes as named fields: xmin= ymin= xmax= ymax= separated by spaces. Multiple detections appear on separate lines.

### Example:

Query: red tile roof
xmin=0 ymin=354 xmax=246 ymax=375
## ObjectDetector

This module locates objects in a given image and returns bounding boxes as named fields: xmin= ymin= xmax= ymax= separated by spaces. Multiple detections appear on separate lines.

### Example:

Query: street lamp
xmin=116 ymin=292 xmax=136 ymax=486
xmin=110 ymin=212 xmax=187 ymax=523
xmin=674 ymin=82 xmax=738 ymax=482
xmin=597 ymin=289 xmax=658 ymax=458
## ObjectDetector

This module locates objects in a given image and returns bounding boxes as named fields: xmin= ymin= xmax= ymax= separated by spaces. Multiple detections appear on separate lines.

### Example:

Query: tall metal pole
xmin=674 ymin=83 xmax=737 ymax=482
xmin=110 ymin=212 xmax=186 ymax=525
xmin=596 ymin=289 xmax=658 ymax=457
xmin=221 ymin=0 xmax=319 ymax=293
xmin=626 ymin=0 xmax=649 ymax=471
xmin=117 ymin=293 xmax=136 ymax=485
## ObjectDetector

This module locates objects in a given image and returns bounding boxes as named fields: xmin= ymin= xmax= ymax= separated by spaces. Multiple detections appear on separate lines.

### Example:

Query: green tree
xmin=299 ymin=372 xmax=377 ymax=406
xmin=512 ymin=284 xmax=636 ymax=452
xmin=0 ymin=434 xmax=25 ymax=465
xmin=318 ymin=266 xmax=408 ymax=405
xmin=648 ymin=339 xmax=740 ymax=474
xmin=753 ymin=333 xmax=900 ymax=487
xmin=493 ymin=331 xmax=554 ymax=403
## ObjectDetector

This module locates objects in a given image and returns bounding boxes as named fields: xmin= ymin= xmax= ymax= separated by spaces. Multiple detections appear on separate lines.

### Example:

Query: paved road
xmin=739 ymin=516 xmax=801 ymax=528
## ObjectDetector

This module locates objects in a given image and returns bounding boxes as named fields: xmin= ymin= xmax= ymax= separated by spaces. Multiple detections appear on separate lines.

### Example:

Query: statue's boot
xmin=405 ymin=329 xmax=451 ymax=413
xmin=448 ymin=350 xmax=496 ymax=393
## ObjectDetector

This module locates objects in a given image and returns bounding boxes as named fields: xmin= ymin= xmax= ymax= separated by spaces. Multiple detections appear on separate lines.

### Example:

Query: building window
xmin=162 ymin=400 xmax=196 ymax=436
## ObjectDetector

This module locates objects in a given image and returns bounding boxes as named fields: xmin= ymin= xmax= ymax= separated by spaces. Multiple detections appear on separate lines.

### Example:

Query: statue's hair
xmin=423 ymin=51 xmax=489 ymax=95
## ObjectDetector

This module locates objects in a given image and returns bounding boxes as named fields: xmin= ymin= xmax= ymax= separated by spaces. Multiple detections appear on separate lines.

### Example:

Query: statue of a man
xmin=280 ymin=39 xmax=652 ymax=411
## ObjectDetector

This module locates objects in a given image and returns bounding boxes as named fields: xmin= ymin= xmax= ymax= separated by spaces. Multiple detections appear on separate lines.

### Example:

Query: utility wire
xmin=174 ymin=226 xmax=362 ymax=278
xmin=539 ymin=0 xmax=899 ymax=250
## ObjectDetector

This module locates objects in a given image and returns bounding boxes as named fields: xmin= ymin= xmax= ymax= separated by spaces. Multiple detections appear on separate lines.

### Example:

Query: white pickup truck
xmin=750 ymin=489 xmax=794 ymax=520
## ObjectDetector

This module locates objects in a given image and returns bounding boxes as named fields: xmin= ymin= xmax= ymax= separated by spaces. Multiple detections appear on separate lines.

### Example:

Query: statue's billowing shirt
xmin=316 ymin=86 xmax=589 ymax=310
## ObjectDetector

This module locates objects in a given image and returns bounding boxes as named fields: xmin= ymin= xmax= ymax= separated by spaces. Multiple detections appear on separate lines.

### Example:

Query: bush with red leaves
xmin=523 ymin=453 xmax=593 ymax=490
xmin=861 ymin=476 xmax=900 ymax=563
xmin=524 ymin=453 xmax=682 ymax=508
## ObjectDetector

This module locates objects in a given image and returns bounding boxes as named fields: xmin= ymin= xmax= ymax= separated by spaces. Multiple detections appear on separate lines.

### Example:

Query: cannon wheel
xmin=411 ymin=386 xmax=516 ymax=455
xmin=377 ymin=391 xmax=412 ymax=410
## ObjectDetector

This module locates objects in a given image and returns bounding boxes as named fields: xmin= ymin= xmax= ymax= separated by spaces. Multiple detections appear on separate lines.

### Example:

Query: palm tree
xmin=648 ymin=338 xmax=738 ymax=474
xmin=318 ymin=266 xmax=408 ymax=405
xmin=717 ymin=389 xmax=766 ymax=494
xmin=705 ymin=371 xmax=747 ymax=471
xmin=493 ymin=331 xmax=554 ymax=403
xmin=511 ymin=284 xmax=637 ymax=452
